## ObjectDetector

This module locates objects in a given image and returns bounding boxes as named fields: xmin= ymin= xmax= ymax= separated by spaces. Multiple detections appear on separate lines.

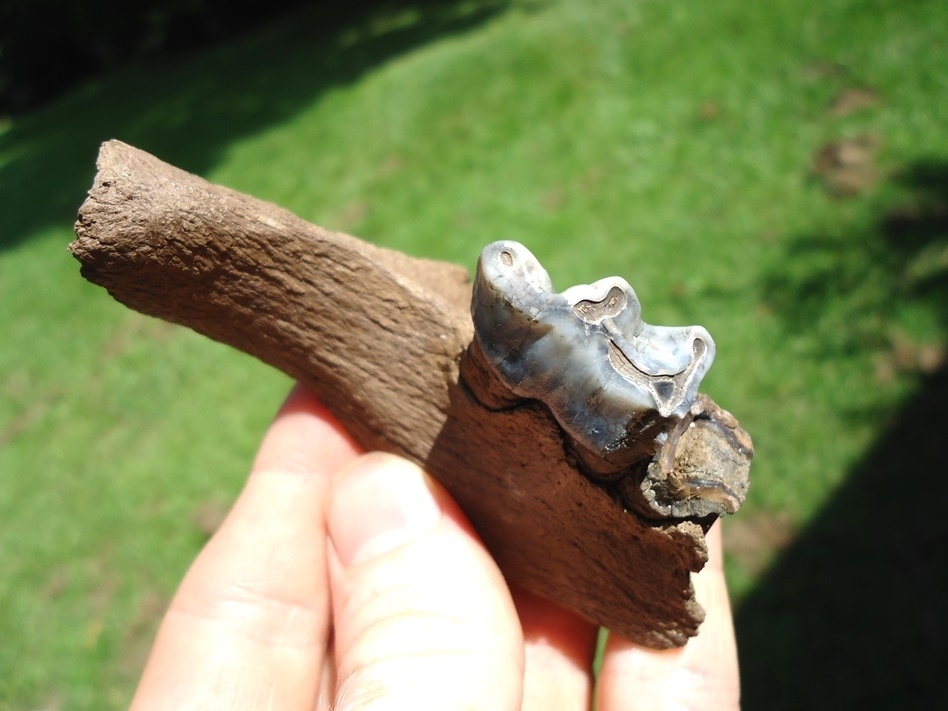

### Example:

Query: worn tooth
xmin=471 ymin=240 xmax=717 ymax=465
xmin=470 ymin=241 xmax=752 ymax=520
xmin=626 ymin=395 xmax=754 ymax=519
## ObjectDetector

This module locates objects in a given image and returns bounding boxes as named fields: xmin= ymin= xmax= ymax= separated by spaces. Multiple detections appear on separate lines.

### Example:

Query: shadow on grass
xmin=737 ymin=361 xmax=948 ymax=709
xmin=760 ymin=161 xmax=948 ymax=356
xmin=0 ymin=0 xmax=510 ymax=252
xmin=739 ymin=162 xmax=948 ymax=709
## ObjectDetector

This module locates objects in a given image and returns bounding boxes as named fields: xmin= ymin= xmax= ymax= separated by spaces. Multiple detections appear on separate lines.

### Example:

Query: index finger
xmin=131 ymin=385 xmax=361 ymax=711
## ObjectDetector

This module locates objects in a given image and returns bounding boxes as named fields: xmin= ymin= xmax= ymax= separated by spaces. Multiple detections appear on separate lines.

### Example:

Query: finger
xmin=597 ymin=522 xmax=740 ymax=711
xmin=131 ymin=386 xmax=361 ymax=711
xmin=327 ymin=453 xmax=525 ymax=711
xmin=514 ymin=586 xmax=598 ymax=711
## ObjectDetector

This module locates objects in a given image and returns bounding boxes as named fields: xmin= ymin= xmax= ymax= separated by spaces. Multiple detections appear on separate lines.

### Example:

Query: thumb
xmin=326 ymin=453 xmax=523 ymax=711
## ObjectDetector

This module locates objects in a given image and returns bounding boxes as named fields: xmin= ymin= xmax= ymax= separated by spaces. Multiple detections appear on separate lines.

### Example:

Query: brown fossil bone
xmin=71 ymin=140 xmax=752 ymax=649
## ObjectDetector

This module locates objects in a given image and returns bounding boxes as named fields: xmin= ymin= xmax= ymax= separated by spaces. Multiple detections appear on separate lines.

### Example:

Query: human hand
xmin=130 ymin=385 xmax=739 ymax=710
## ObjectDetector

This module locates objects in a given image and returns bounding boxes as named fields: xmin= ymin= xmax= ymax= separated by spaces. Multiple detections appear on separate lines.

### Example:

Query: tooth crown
xmin=471 ymin=240 xmax=716 ymax=463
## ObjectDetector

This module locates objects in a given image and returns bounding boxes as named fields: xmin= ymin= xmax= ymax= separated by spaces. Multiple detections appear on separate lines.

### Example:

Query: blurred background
xmin=1 ymin=0 xmax=946 ymax=708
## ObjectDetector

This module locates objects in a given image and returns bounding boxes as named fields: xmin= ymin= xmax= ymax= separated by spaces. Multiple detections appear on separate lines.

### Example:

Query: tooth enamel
xmin=471 ymin=240 xmax=716 ymax=466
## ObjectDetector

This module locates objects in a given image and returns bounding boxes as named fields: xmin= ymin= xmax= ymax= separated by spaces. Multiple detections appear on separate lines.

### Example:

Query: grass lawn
xmin=2 ymin=0 xmax=946 ymax=708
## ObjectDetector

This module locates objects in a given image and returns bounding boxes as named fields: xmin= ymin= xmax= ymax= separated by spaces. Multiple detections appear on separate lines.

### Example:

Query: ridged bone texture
xmin=471 ymin=240 xmax=751 ymax=519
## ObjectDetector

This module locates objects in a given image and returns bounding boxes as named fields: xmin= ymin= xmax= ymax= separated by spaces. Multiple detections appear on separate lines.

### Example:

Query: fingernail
xmin=328 ymin=453 xmax=442 ymax=567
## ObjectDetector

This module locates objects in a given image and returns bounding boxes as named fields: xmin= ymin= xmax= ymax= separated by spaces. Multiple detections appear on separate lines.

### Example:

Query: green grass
xmin=2 ymin=0 xmax=947 ymax=708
